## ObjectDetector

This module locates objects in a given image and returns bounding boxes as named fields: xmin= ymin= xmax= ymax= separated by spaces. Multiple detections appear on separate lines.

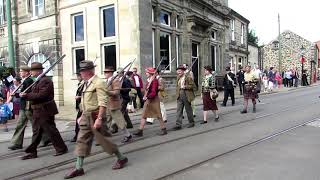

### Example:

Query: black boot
xmin=133 ymin=129 xmax=143 ymax=137
xmin=253 ymin=105 xmax=256 ymax=113
xmin=240 ymin=110 xmax=247 ymax=114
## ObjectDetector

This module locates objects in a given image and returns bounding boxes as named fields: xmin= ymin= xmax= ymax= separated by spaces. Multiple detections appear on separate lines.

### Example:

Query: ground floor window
xmin=160 ymin=31 xmax=171 ymax=72
xmin=73 ymin=48 xmax=85 ymax=74
xmin=102 ymin=44 xmax=116 ymax=70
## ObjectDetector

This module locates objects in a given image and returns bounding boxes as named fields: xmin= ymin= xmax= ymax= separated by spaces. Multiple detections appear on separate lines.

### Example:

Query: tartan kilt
xmin=243 ymin=84 xmax=257 ymax=99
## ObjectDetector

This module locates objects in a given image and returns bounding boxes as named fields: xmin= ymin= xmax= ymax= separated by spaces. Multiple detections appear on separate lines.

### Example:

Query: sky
xmin=229 ymin=0 xmax=320 ymax=45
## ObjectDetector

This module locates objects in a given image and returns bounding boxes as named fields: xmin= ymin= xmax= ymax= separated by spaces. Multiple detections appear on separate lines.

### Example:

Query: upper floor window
xmin=241 ymin=24 xmax=245 ymax=44
xmin=33 ymin=0 xmax=44 ymax=17
xmin=72 ymin=13 xmax=84 ymax=42
xmin=0 ymin=0 xmax=6 ymax=25
xmin=152 ymin=7 xmax=154 ymax=22
xmin=160 ymin=10 xmax=170 ymax=26
xmin=211 ymin=30 xmax=217 ymax=40
xmin=231 ymin=19 xmax=235 ymax=41
xmin=101 ymin=6 xmax=115 ymax=38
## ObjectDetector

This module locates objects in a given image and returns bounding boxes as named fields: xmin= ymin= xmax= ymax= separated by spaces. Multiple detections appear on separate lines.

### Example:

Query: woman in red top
xmin=133 ymin=67 xmax=167 ymax=137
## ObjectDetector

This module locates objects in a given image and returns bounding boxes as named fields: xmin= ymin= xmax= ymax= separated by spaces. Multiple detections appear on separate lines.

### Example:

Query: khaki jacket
xmin=176 ymin=75 xmax=195 ymax=103
xmin=81 ymin=75 xmax=108 ymax=112
xmin=106 ymin=77 xmax=122 ymax=110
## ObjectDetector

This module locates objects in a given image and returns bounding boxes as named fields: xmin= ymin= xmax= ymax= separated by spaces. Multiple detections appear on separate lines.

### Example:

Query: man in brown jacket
xmin=174 ymin=65 xmax=195 ymax=130
xmin=104 ymin=67 xmax=132 ymax=143
xmin=20 ymin=62 xmax=68 ymax=160
xmin=64 ymin=61 xmax=127 ymax=179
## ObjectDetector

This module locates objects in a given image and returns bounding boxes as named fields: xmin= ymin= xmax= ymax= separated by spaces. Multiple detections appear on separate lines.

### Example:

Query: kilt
xmin=142 ymin=96 xmax=162 ymax=119
xmin=243 ymin=84 xmax=257 ymax=99
xmin=202 ymin=92 xmax=218 ymax=111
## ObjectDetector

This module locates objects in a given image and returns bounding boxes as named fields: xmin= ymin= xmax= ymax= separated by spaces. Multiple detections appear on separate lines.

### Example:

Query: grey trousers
xmin=11 ymin=109 xmax=49 ymax=146
xmin=176 ymin=90 xmax=194 ymax=126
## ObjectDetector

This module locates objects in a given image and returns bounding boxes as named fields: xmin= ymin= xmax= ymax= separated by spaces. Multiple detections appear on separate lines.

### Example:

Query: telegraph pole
xmin=6 ymin=0 xmax=15 ymax=68
xmin=278 ymin=13 xmax=281 ymax=73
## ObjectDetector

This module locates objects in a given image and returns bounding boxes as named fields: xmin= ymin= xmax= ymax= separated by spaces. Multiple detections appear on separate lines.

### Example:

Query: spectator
xmin=0 ymin=97 xmax=12 ymax=132
xmin=221 ymin=67 xmax=236 ymax=106
xmin=236 ymin=66 xmax=245 ymax=95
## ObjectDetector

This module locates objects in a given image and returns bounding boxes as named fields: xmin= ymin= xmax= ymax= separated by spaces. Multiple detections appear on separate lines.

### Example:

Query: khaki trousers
xmin=107 ymin=109 xmax=127 ymax=130
xmin=75 ymin=112 xmax=118 ymax=157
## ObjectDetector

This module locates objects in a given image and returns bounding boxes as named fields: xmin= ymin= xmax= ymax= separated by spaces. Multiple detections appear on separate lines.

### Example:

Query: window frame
xmin=241 ymin=24 xmax=244 ymax=44
xmin=32 ymin=0 xmax=45 ymax=17
xmin=152 ymin=29 xmax=155 ymax=67
xmin=72 ymin=13 xmax=85 ymax=43
xmin=231 ymin=19 xmax=235 ymax=41
xmin=159 ymin=31 xmax=171 ymax=73
xmin=100 ymin=5 xmax=116 ymax=39
xmin=160 ymin=10 xmax=170 ymax=27
xmin=101 ymin=43 xmax=117 ymax=73
xmin=0 ymin=0 xmax=5 ymax=25
xmin=176 ymin=35 xmax=179 ymax=68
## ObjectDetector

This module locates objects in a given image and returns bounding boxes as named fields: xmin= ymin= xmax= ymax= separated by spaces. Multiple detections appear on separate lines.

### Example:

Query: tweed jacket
xmin=106 ymin=77 xmax=122 ymax=110
xmin=16 ymin=77 xmax=33 ymax=110
xmin=176 ymin=75 xmax=195 ymax=103
xmin=25 ymin=76 xmax=58 ymax=118
xmin=81 ymin=75 xmax=108 ymax=112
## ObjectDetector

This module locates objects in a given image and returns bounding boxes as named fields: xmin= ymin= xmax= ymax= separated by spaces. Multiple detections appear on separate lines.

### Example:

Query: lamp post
xmin=300 ymin=45 xmax=305 ymax=86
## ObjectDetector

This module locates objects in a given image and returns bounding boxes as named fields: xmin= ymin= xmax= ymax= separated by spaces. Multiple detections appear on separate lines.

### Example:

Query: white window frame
xmin=231 ymin=19 xmax=235 ymax=41
xmin=175 ymin=15 xmax=178 ymax=29
xmin=32 ymin=0 xmax=44 ymax=17
xmin=176 ymin=36 xmax=179 ymax=68
xmin=160 ymin=10 xmax=170 ymax=27
xmin=0 ymin=0 xmax=4 ymax=25
xmin=152 ymin=7 xmax=154 ymax=22
xmin=72 ymin=13 xmax=85 ymax=43
xmin=159 ymin=31 xmax=171 ymax=73
xmin=241 ymin=24 xmax=244 ymax=44
xmin=101 ymin=43 xmax=117 ymax=73
xmin=152 ymin=29 xmax=155 ymax=67
xmin=212 ymin=45 xmax=217 ymax=71
xmin=100 ymin=5 xmax=116 ymax=39
xmin=211 ymin=30 xmax=217 ymax=40
xmin=73 ymin=47 xmax=85 ymax=74
xmin=29 ymin=53 xmax=53 ymax=76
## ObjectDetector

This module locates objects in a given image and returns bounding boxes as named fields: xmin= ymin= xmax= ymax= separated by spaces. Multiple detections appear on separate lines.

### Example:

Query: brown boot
xmin=133 ymin=129 xmax=143 ymax=137
xmin=159 ymin=128 xmax=167 ymax=136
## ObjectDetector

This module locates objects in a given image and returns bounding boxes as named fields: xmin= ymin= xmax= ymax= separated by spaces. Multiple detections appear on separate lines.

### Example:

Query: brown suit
xmin=24 ymin=76 xmax=67 ymax=154
xmin=106 ymin=78 xmax=126 ymax=130
xmin=176 ymin=75 xmax=195 ymax=127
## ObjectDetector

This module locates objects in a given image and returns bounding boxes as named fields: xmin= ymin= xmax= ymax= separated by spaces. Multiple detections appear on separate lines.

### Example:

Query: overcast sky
xmin=229 ymin=0 xmax=320 ymax=45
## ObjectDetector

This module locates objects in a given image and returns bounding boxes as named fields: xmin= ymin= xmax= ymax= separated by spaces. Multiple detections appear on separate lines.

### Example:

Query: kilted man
xmin=241 ymin=65 xmax=259 ymax=114
xmin=146 ymin=69 xmax=167 ymax=124
xmin=20 ymin=62 xmax=68 ymax=160
xmin=133 ymin=67 xmax=167 ymax=136
xmin=65 ymin=61 xmax=128 ymax=179
xmin=104 ymin=66 xmax=132 ymax=143
xmin=71 ymin=73 xmax=84 ymax=142
xmin=174 ymin=65 xmax=195 ymax=130
xmin=200 ymin=66 xmax=219 ymax=124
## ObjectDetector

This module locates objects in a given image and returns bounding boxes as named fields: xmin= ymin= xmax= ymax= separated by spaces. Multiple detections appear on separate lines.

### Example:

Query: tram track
xmin=4 ymin=99 xmax=320 ymax=180
xmin=155 ymin=117 xmax=320 ymax=179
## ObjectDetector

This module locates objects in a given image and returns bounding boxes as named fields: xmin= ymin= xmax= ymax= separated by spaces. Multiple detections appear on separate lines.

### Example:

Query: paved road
xmin=0 ymin=85 xmax=319 ymax=180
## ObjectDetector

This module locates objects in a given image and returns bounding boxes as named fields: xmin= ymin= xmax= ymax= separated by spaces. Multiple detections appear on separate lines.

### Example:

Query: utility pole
xmin=6 ymin=0 xmax=15 ymax=68
xmin=278 ymin=13 xmax=281 ymax=73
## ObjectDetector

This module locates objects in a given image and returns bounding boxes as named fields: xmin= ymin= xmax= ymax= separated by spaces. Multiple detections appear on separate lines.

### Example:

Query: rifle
xmin=21 ymin=54 xmax=66 ymax=93
xmin=106 ymin=59 xmax=135 ymax=89
xmin=9 ymin=55 xmax=53 ymax=99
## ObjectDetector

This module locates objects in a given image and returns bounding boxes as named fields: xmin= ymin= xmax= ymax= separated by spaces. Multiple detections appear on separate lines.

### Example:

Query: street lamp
xmin=300 ymin=45 xmax=306 ymax=86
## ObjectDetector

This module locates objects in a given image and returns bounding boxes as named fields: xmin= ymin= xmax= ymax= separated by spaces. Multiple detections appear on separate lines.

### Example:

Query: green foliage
xmin=0 ymin=66 xmax=15 ymax=80
xmin=248 ymin=29 xmax=259 ymax=46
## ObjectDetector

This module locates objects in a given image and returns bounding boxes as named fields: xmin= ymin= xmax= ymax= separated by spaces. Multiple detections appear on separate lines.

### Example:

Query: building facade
xmin=248 ymin=42 xmax=259 ymax=68
xmin=227 ymin=9 xmax=249 ymax=73
xmin=262 ymin=31 xmax=317 ymax=82
xmin=0 ymin=0 xmax=64 ymax=105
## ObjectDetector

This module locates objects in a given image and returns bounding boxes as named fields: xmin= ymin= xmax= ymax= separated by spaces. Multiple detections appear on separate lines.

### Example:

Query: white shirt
xmin=134 ymin=75 xmax=140 ymax=87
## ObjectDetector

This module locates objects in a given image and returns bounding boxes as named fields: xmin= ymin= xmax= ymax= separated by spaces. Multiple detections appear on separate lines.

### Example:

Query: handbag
xmin=210 ymin=89 xmax=219 ymax=100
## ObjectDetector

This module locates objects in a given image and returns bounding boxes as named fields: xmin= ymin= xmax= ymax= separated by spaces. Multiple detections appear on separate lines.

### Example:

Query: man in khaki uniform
xmin=174 ymin=65 xmax=195 ymax=130
xmin=104 ymin=66 xmax=132 ymax=143
xmin=64 ymin=61 xmax=128 ymax=179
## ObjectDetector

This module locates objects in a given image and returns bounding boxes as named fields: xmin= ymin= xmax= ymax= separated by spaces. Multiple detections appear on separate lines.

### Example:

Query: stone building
xmin=248 ymin=42 xmax=259 ymax=68
xmin=59 ymin=0 xmax=250 ymax=104
xmin=0 ymin=0 xmax=63 ymax=105
xmin=262 ymin=31 xmax=317 ymax=81
xmin=227 ymin=9 xmax=249 ymax=73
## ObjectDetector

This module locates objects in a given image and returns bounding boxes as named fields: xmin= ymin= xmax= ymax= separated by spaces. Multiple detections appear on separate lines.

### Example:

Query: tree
xmin=248 ymin=29 xmax=259 ymax=46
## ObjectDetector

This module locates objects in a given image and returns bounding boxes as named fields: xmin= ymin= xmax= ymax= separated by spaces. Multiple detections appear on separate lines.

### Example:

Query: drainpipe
xmin=6 ymin=0 xmax=15 ymax=68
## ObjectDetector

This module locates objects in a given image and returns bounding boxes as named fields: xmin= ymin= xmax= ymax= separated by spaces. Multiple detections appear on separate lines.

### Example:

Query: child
xmin=262 ymin=74 xmax=268 ymax=92
xmin=0 ymin=97 xmax=12 ymax=132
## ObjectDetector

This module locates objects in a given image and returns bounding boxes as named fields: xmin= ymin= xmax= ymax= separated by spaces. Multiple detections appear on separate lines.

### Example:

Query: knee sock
xmin=114 ymin=150 xmax=126 ymax=160
xmin=76 ymin=156 xmax=84 ymax=170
